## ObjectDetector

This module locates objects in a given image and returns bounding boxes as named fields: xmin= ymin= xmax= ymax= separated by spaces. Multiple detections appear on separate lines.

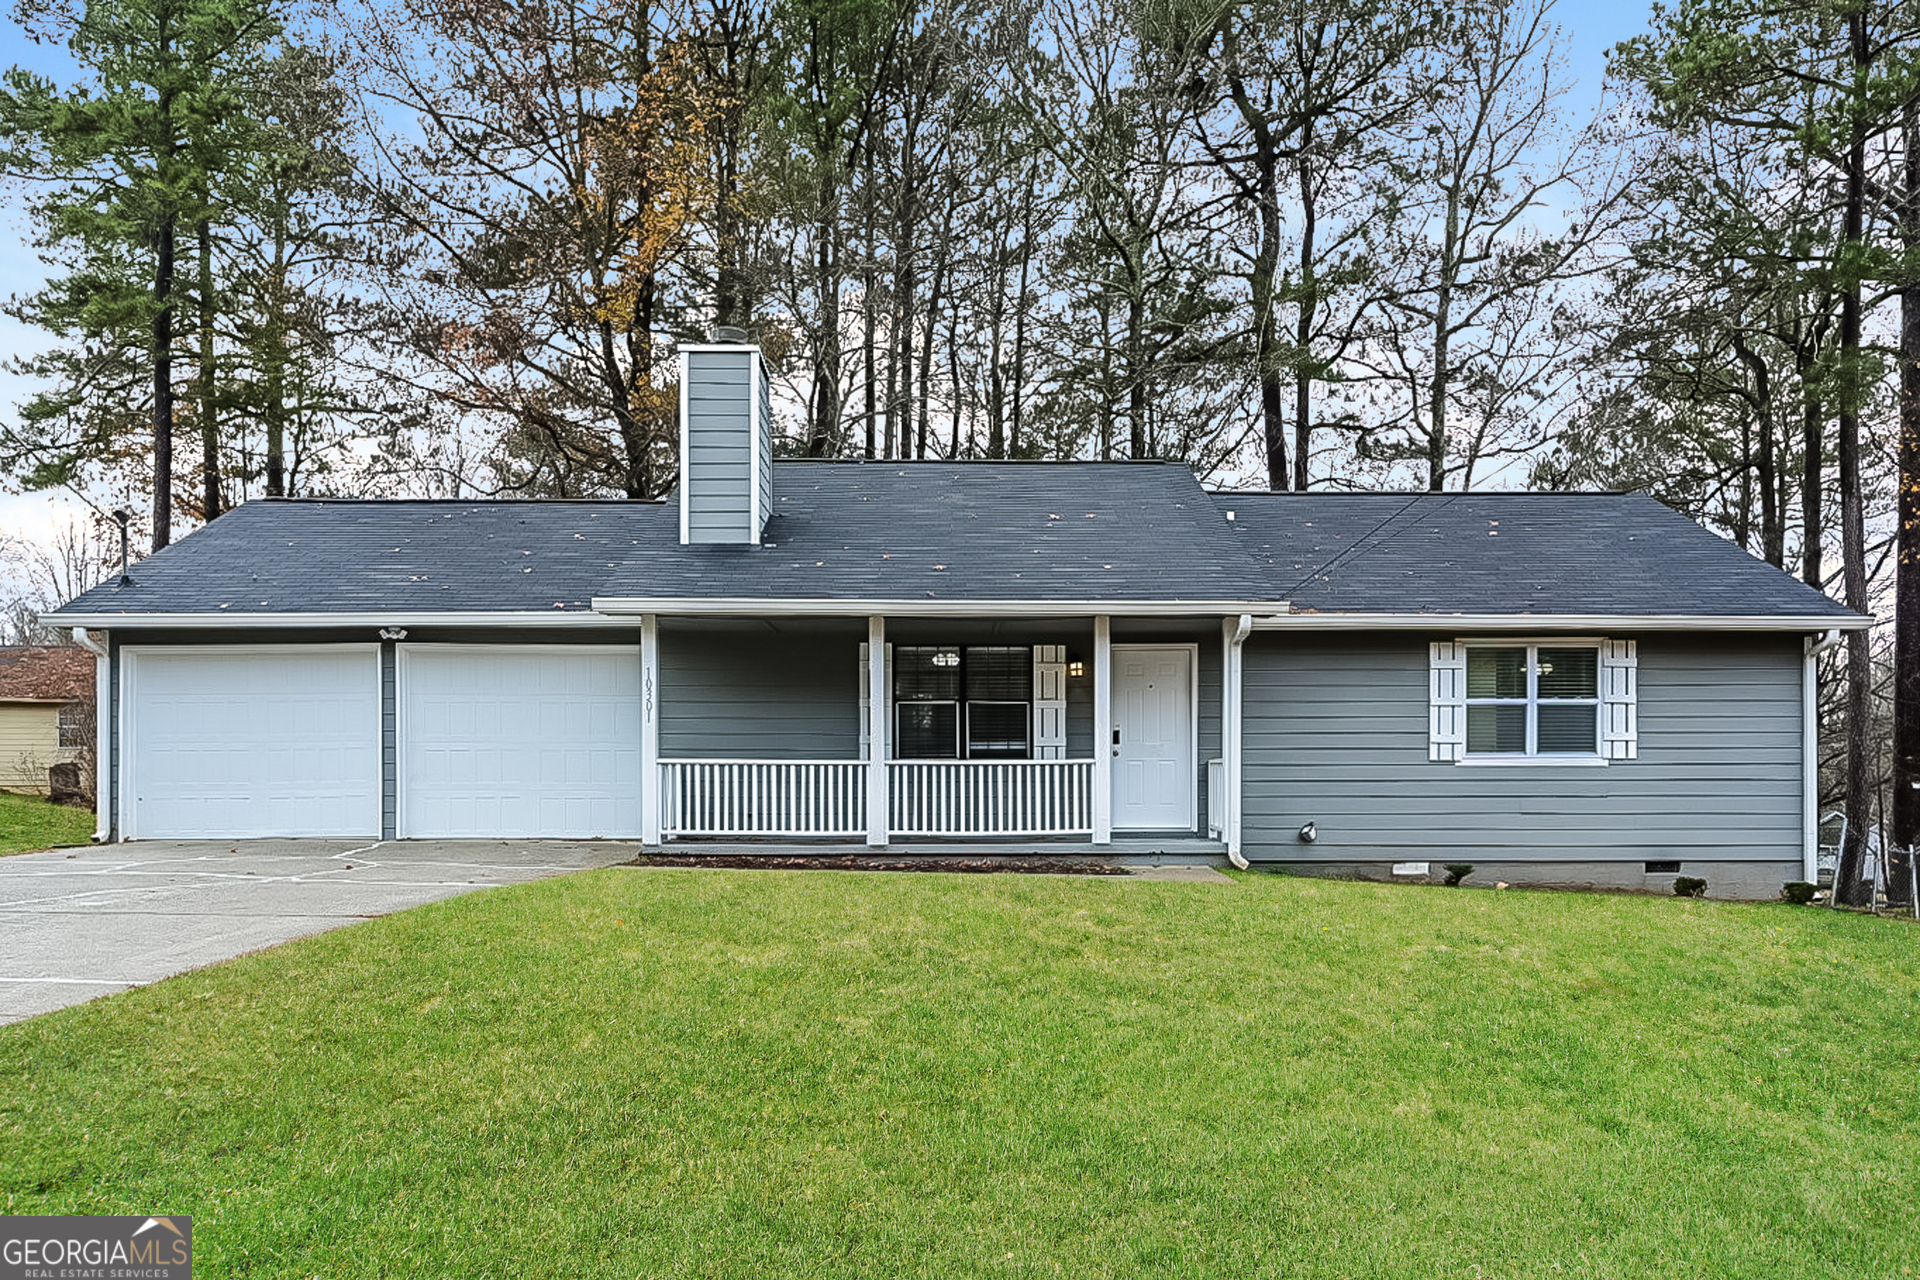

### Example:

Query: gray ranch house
xmin=45 ymin=337 xmax=1867 ymax=896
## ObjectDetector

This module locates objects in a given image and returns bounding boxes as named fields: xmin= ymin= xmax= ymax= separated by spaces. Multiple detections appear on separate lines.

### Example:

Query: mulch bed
xmin=627 ymin=853 xmax=1130 ymax=876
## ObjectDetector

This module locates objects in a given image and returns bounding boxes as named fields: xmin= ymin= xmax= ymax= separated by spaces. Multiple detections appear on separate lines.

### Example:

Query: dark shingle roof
xmin=54 ymin=499 xmax=662 ymax=617
xmin=1218 ymin=491 xmax=1857 ymax=618
xmin=598 ymin=462 xmax=1274 ymax=603
xmin=46 ymin=470 xmax=1857 ymax=623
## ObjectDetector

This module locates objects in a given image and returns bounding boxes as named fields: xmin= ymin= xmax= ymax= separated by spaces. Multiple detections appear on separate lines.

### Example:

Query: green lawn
xmin=0 ymin=790 xmax=93 ymax=855
xmin=2 ymin=870 xmax=1915 ymax=1277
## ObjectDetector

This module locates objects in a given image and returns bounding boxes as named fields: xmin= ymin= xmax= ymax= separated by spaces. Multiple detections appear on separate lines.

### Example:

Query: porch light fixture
xmin=1068 ymin=659 xmax=1086 ymax=678
xmin=379 ymin=627 xmax=408 ymax=641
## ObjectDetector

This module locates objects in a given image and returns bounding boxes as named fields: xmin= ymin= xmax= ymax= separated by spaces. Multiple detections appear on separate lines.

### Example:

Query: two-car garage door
xmin=122 ymin=645 xmax=641 ymax=839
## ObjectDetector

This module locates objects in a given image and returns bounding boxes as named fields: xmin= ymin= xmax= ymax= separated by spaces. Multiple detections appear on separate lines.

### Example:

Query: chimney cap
xmin=709 ymin=324 xmax=751 ymax=344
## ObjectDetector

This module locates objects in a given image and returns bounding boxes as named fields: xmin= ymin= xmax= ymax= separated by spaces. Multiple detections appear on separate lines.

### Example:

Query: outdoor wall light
xmin=1068 ymin=660 xmax=1086 ymax=678
xmin=1298 ymin=821 xmax=1317 ymax=844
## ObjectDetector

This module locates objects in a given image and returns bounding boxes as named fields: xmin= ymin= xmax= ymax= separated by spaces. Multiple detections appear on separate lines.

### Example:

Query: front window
xmin=1465 ymin=645 xmax=1598 ymax=757
xmin=894 ymin=645 xmax=1032 ymax=759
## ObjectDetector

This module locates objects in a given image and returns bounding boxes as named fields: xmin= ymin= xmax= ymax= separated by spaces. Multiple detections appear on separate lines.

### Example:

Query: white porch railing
xmin=659 ymin=760 xmax=867 ymax=838
xmin=887 ymin=759 xmax=1095 ymax=837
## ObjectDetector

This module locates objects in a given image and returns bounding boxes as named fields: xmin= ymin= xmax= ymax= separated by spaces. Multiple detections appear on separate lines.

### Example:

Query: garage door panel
xmin=400 ymin=647 xmax=640 ymax=839
xmin=128 ymin=648 xmax=381 ymax=839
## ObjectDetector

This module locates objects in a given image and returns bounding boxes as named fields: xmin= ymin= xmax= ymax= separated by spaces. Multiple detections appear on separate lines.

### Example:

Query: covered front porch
xmin=626 ymin=612 xmax=1248 ymax=853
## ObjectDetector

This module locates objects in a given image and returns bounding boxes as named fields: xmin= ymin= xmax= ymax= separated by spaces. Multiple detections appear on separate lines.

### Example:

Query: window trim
xmin=1461 ymin=641 xmax=1603 ymax=763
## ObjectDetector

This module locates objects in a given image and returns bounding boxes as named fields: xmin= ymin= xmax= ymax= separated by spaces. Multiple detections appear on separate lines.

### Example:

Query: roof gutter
xmin=1224 ymin=614 xmax=1252 ymax=871
xmin=590 ymin=597 xmax=1291 ymax=618
xmin=1251 ymin=612 xmax=1873 ymax=633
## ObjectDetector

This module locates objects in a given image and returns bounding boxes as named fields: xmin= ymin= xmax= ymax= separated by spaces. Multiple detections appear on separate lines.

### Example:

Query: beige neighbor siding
xmin=0 ymin=701 xmax=70 ymax=794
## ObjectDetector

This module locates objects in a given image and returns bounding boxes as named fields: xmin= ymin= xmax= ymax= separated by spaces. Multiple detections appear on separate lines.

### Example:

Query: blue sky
xmin=0 ymin=0 xmax=1663 ymax=557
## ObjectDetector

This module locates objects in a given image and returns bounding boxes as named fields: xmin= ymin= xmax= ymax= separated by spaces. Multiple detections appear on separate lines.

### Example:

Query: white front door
xmin=1111 ymin=645 xmax=1195 ymax=831
xmin=399 ymin=645 xmax=642 ymax=838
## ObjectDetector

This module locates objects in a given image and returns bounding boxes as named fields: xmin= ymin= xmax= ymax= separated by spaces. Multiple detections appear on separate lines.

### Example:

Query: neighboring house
xmin=43 ymin=336 xmax=1869 ymax=896
xmin=0 ymin=646 xmax=93 ymax=794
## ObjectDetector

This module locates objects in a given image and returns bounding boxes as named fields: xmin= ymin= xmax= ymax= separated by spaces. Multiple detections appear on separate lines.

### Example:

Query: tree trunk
xmin=1801 ymin=376 xmax=1823 ymax=590
xmin=1127 ymin=285 xmax=1145 ymax=459
xmin=1836 ymin=41 xmax=1873 ymax=907
xmin=862 ymin=146 xmax=876 ymax=460
xmin=265 ymin=188 xmax=287 ymax=497
xmin=1011 ymin=164 xmax=1034 ymax=458
xmin=1291 ymin=140 xmax=1318 ymax=492
xmin=809 ymin=167 xmax=841 ymax=457
xmin=1889 ymin=106 xmax=1920 ymax=894
xmin=1251 ymin=155 xmax=1287 ymax=488
xmin=153 ymin=212 xmax=175 ymax=551
xmin=196 ymin=216 xmax=222 ymax=521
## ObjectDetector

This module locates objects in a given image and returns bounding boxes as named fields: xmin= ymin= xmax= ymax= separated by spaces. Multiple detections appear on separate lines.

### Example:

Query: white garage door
xmin=399 ymin=646 xmax=641 ymax=838
xmin=125 ymin=646 xmax=381 ymax=839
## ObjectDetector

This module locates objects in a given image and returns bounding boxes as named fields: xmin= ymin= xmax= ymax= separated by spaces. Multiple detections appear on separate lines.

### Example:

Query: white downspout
xmin=70 ymin=626 xmax=110 ymax=843
xmin=1225 ymin=614 xmax=1252 ymax=871
xmin=1803 ymin=628 xmax=1843 ymax=883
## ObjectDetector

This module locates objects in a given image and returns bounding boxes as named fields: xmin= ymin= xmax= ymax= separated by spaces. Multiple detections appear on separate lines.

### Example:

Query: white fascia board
xmin=40 ymin=611 xmax=630 ymax=629
xmin=590 ymin=597 xmax=1289 ymax=618
xmin=1250 ymin=612 xmax=1873 ymax=633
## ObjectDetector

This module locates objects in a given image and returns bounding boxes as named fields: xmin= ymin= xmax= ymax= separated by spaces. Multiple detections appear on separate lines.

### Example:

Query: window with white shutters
xmin=1431 ymin=640 xmax=1635 ymax=762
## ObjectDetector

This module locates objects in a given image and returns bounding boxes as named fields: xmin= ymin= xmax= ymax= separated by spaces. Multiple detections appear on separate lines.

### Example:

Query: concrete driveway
xmin=0 ymin=839 xmax=638 ymax=1024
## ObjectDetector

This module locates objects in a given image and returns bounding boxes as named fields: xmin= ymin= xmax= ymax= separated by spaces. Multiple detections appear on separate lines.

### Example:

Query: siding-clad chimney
xmin=678 ymin=328 xmax=772 ymax=545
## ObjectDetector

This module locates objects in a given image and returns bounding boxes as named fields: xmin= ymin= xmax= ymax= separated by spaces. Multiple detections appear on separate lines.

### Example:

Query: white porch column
xmin=867 ymin=615 xmax=888 ymax=846
xmin=641 ymin=614 xmax=661 ymax=845
xmin=1093 ymin=615 xmax=1112 ymax=845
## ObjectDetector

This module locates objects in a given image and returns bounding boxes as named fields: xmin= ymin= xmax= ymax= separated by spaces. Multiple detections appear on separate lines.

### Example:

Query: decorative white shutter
xmin=1033 ymin=644 xmax=1067 ymax=759
xmin=1430 ymin=642 xmax=1467 ymax=762
xmin=1600 ymin=639 xmax=1637 ymax=760
xmin=859 ymin=642 xmax=892 ymax=760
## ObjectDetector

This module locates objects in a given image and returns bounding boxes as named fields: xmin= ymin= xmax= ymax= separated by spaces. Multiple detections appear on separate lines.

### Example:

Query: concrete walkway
xmin=0 ymin=839 xmax=637 ymax=1024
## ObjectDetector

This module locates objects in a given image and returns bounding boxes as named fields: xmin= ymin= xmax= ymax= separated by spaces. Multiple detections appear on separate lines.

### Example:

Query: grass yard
xmin=0 ymin=790 xmax=93 ymax=855
xmin=1 ymin=869 xmax=1916 ymax=1277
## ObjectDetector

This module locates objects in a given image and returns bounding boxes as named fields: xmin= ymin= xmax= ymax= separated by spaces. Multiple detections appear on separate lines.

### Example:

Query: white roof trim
xmin=1253 ymin=612 xmax=1871 ymax=632
xmin=590 ymin=597 xmax=1289 ymax=618
xmin=43 ymin=605 xmax=1865 ymax=630
xmin=40 ymin=610 xmax=624 ymax=629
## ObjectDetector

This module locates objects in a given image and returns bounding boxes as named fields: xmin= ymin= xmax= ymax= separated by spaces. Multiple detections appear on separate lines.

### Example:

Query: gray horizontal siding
xmin=660 ymin=624 xmax=861 ymax=759
xmin=1242 ymin=632 xmax=1804 ymax=862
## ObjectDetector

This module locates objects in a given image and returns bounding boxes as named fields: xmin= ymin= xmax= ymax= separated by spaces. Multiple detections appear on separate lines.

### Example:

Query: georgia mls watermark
xmin=0 ymin=1216 xmax=191 ymax=1280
